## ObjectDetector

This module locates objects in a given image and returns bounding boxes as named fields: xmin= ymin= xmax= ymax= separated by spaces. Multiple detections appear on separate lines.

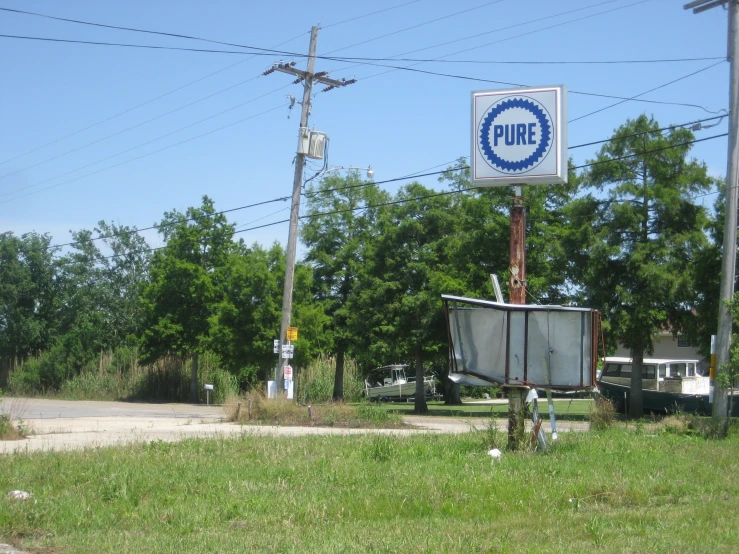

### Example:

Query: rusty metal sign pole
xmin=507 ymin=186 xmax=528 ymax=450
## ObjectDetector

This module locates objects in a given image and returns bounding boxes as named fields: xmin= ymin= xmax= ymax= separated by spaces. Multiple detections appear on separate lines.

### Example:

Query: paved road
xmin=0 ymin=398 xmax=589 ymax=454
xmin=0 ymin=397 xmax=223 ymax=420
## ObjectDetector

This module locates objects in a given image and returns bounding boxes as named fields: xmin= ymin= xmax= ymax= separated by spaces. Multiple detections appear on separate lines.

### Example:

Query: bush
xmin=589 ymin=396 xmax=617 ymax=431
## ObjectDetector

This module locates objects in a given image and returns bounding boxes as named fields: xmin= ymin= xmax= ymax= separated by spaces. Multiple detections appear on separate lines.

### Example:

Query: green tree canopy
xmin=563 ymin=115 xmax=714 ymax=417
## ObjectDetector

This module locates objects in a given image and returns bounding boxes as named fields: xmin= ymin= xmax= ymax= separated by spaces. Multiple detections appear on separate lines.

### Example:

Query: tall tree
xmin=94 ymin=220 xmax=151 ymax=348
xmin=348 ymin=182 xmax=463 ymax=408
xmin=564 ymin=115 xmax=713 ymax=417
xmin=139 ymin=196 xmax=234 ymax=402
xmin=302 ymin=172 xmax=390 ymax=400
xmin=0 ymin=232 xmax=57 ymax=368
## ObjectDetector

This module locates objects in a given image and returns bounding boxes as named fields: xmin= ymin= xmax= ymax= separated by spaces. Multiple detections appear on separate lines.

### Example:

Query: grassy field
xmin=1 ymin=420 xmax=738 ymax=553
xmin=382 ymin=398 xmax=593 ymax=419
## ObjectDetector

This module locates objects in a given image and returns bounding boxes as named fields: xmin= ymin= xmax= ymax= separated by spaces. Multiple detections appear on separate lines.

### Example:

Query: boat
xmin=597 ymin=356 xmax=739 ymax=415
xmin=363 ymin=364 xmax=436 ymax=402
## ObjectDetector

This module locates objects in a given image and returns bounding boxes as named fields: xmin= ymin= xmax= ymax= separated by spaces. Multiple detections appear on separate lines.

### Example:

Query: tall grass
xmin=295 ymin=354 xmax=364 ymax=404
xmin=7 ymin=350 xmax=238 ymax=404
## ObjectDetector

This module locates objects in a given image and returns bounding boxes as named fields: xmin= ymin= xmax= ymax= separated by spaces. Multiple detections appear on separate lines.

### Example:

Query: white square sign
xmin=281 ymin=344 xmax=294 ymax=359
xmin=471 ymin=85 xmax=567 ymax=187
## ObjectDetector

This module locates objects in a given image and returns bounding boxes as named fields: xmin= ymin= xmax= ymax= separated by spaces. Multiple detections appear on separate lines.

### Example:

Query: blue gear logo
xmin=478 ymin=97 xmax=552 ymax=173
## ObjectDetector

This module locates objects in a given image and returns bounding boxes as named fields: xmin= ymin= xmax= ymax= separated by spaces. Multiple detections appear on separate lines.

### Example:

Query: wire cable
xmin=49 ymin=197 xmax=290 ymax=250
xmin=0 ymin=7 xmax=292 ymax=55
xmin=321 ymin=0 xmax=651 ymax=76
xmin=569 ymin=61 xmax=726 ymax=122
xmin=0 ymin=33 xmax=722 ymax=66
xmin=88 ymin=131 xmax=727 ymax=261
xmin=322 ymin=0 xmax=505 ymax=55
xmin=321 ymin=0 xmax=427 ymax=30
xmin=0 ymin=72 xmax=264 ymax=182
xmin=0 ymin=103 xmax=285 ymax=205
xmin=0 ymin=86 xmax=292 ymax=201
xmin=322 ymin=59 xmax=726 ymax=115
xmin=0 ymin=31 xmax=307 ymax=167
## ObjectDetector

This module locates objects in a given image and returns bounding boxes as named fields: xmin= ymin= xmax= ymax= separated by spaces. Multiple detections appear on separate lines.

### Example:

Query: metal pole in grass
xmin=684 ymin=1 xmax=739 ymax=428
xmin=506 ymin=186 xmax=528 ymax=450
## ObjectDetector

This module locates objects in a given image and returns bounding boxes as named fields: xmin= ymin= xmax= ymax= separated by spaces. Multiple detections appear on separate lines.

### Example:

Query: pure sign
xmin=471 ymin=85 xmax=567 ymax=187
xmin=284 ymin=365 xmax=293 ymax=380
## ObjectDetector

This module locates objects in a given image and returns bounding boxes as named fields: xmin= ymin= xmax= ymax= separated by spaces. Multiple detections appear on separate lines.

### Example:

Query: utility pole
xmin=507 ymin=185 xmax=527 ymax=449
xmin=684 ymin=1 xmax=738 ymax=424
xmin=264 ymin=25 xmax=355 ymax=397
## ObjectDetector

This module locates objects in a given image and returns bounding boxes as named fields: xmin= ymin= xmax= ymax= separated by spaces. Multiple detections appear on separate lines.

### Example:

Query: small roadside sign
xmin=287 ymin=327 xmax=298 ymax=341
xmin=273 ymin=339 xmax=280 ymax=354
xmin=284 ymin=365 xmax=293 ymax=380
xmin=281 ymin=344 xmax=294 ymax=359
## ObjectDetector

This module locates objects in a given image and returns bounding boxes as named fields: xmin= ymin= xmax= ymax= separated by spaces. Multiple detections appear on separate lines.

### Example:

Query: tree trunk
xmin=414 ymin=343 xmax=428 ymax=414
xmin=190 ymin=352 xmax=199 ymax=404
xmin=445 ymin=380 xmax=462 ymax=405
xmin=333 ymin=349 xmax=345 ymax=402
xmin=629 ymin=346 xmax=644 ymax=419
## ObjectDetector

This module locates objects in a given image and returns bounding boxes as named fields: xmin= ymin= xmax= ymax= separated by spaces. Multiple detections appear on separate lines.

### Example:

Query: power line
xmin=572 ymin=132 xmax=728 ymax=170
xmin=569 ymin=61 xmax=726 ymax=122
xmin=322 ymin=0 xmax=505 ymax=55
xmin=0 ymin=85 xmax=292 ymax=201
xmin=0 ymin=72 xmax=265 ymax=182
xmin=83 ymin=131 xmax=727 ymax=261
xmin=0 ymin=103 xmax=285 ymax=205
xmin=0 ymin=7 xmax=288 ymax=54
xmin=0 ymin=32 xmax=723 ymax=67
xmin=8 ymin=107 xmax=724 ymax=241
xmin=0 ymin=32 xmax=307 ymax=168
xmin=323 ymin=0 xmax=652 ymax=77
xmin=47 ymin=197 xmax=290 ymax=250
xmin=568 ymin=115 xmax=727 ymax=149
xmin=329 ymin=60 xmax=726 ymax=115
xmin=322 ymin=0 xmax=426 ymax=29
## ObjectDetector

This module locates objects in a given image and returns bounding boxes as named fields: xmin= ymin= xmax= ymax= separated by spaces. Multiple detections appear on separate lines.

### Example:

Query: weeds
xmin=364 ymin=435 xmax=396 ymax=461
xmin=589 ymin=395 xmax=617 ymax=431
xmin=659 ymin=413 xmax=728 ymax=439
xmin=0 ymin=391 xmax=28 ymax=440
xmin=223 ymin=390 xmax=402 ymax=428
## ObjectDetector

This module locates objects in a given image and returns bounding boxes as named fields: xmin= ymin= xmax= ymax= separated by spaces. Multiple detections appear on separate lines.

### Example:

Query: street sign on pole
xmin=471 ymin=85 xmax=567 ymax=187
xmin=273 ymin=339 xmax=280 ymax=354
xmin=284 ymin=365 xmax=293 ymax=380
xmin=281 ymin=344 xmax=294 ymax=359
xmin=287 ymin=327 xmax=298 ymax=341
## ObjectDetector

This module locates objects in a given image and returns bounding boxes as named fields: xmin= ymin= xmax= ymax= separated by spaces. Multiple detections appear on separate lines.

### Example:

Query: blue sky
xmin=0 ymin=0 xmax=731 ymax=254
